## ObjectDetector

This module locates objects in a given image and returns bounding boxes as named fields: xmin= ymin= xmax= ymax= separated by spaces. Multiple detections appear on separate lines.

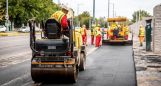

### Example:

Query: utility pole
xmin=113 ymin=3 xmax=114 ymax=18
xmin=107 ymin=0 xmax=110 ymax=27
xmin=92 ymin=0 xmax=95 ymax=25
xmin=108 ymin=0 xmax=110 ymax=18
xmin=5 ymin=0 xmax=9 ymax=31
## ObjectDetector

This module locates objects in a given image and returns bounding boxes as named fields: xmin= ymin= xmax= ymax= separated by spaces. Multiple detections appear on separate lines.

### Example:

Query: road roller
xmin=102 ymin=17 xmax=132 ymax=45
xmin=28 ymin=13 xmax=86 ymax=83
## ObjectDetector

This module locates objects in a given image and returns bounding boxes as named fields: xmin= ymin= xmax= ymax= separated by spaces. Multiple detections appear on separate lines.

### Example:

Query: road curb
xmin=0 ymin=32 xmax=19 ymax=36
xmin=0 ymin=32 xmax=41 ymax=37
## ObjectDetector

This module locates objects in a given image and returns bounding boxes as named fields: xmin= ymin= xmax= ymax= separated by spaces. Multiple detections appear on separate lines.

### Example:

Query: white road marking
xmin=0 ymin=52 xmax=31 ymax=68
xmin=1 ymin=46 xmax=98 ymax=86
xmin=0 ymin=51 xmax=31 ymax=60
xmin=1 ymin=73 xmax=31 ymax=86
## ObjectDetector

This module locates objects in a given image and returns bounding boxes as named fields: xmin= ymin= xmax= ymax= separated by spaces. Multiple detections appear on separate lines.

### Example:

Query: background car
xmin=0 ymin=25 xmax=7 ymax=32
xmin=18 ymin=26 xmax=30 ymax=32
xmin=35 ymin=26 xmax=41 ymax=32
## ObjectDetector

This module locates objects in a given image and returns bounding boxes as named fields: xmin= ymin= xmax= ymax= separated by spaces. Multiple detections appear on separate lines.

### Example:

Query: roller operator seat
xmin=35 ymin=19 xmax=69 ymax=54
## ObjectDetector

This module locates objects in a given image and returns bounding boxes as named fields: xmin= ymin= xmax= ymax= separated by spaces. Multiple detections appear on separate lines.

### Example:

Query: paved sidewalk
xmin=133 ymin=33 xmax=161 ymax=86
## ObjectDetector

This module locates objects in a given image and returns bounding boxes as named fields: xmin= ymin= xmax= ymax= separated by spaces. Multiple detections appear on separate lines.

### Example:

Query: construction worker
xmin=81 ymin=25 xmax=87 ymax=45
xmin=124 ymin=25 xmax=129 ymax=40
xmin=50 ymin=6 xmax=69 ymax=35
xmin=95 ymin=24 xmax=102 ymax=47
xmin=91 ymin=25 xmax=95 ymax=45
xmin=113 ymin=26 xmax=119 ymax=40
xmin=74 ymin=27 xmax=82 ymax=49
xmin=108 ymin=22 xmax=116 ymax=39
xmin=138 ymin=25 xmax=145 ymax=46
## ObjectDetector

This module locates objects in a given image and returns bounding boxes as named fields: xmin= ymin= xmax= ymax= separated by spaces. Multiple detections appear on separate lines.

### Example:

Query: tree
xmin=75 ymin=11 xmax=91 ymax=28
xmin=0 ymin=0 xmax=60 ymax=27
xmin=98 ymin=17 xmax=106 ymax=27
xmin=132 ymin=10 xmax=151 ymax=23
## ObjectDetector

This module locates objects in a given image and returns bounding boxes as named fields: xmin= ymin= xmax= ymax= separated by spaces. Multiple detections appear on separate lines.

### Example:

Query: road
xmin=0 ymin=35 xmax=136 ymax=86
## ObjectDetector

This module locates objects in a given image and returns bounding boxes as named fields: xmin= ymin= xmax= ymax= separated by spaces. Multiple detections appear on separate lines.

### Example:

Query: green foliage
xmin=74 ymin=11 xmax=91 ymax=28
xmin=97 ymin=17 xmax=106 ymax=27
xmin=0 ymin=0 xmax=60 ymax=27
xmin=132 ymin=10 xmax=151 ymax=23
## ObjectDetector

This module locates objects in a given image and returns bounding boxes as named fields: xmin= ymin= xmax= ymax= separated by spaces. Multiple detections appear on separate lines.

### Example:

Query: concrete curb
xmin=0 ymin=32 xmax=41 ymax=37
xmin=0 ymin=32 xmax=19 ymax=36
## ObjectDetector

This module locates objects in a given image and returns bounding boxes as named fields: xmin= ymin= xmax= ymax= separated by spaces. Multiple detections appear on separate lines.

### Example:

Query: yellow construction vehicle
xmin=29 ymin=7 xmax=86 ymax=83
xmin=102 ymin=17 xmax=132 ymax=45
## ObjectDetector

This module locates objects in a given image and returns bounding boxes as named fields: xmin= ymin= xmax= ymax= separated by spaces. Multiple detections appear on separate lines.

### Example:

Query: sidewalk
xmin=133 ymin=33 xmax=161 ymax=86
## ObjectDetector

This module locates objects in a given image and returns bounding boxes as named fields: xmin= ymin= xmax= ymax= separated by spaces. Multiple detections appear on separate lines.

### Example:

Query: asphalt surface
xmin=0 ymin=35 xmax=136 ymax=86
xmin=0 ymin=35 xmax=31 ymax=85
xmin=0 ymin=36 xmax=31 ymax=60
xmin=27 ymin=45 xmax=136 ymax=86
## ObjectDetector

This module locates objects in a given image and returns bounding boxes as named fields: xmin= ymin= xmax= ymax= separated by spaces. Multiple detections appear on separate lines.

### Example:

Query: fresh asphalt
xmin=0 ymin=35 xmax=136 ymax=86
xmin=26 ymin=45 xmax=136 ymax=86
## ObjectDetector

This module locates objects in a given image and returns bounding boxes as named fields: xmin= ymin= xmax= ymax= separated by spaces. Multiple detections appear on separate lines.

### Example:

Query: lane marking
xmin=0 ymin=51 xmax=31 ymax=60
xmin=1 ymin=46 xmax=98 ymax=86
xmin=1 ymin=73 xmax=31 ymax=86
xmin=0 ymin=52 xmax=31 ymax=68
xmin=0 ymin=44 xmax=28 ymax=49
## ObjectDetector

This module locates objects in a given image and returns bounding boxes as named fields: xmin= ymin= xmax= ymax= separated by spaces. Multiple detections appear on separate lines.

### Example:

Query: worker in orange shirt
xmin=95 ymin=24 xmax=102 ymax=47
xmin=81 ymin=25 xmax=87 ymax=45
xmin=138 ymin=25 xmax=145 ymax=46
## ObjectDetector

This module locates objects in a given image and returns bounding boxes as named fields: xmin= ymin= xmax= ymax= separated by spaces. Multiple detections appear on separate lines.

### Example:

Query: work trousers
xmin=95 ymin=35 xmax=101 ymax=47
xmin=91 ymin=35 xmax=94 ymax=45
xmin=82 ymin=35 xmax=87 ymax=45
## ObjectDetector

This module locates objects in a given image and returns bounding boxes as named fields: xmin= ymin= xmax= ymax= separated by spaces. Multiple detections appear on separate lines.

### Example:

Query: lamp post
xmin=112 ymin=3 xmax=114 ymax=18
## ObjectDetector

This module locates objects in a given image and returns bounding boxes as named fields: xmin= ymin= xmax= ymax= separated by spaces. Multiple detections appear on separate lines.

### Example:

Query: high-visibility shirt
xmin=95 ymin=27 xmax=101 ymax=36
xmin=50 ymin=11 xmax=65 ymax=23
xmin=108 ymin=26 xmax=114 ymax=36
xmin=91 ymin=31 xmax=94 ymax=35
xmin=139 ymin=27 xmax=145 ymax=36
xmin=124 ymin=26 xmax=129 ymax=35
xmin=50 ymin=11 xmax=68 ymax=29
xmin=81 ymin=27 xmax=87 ymax=36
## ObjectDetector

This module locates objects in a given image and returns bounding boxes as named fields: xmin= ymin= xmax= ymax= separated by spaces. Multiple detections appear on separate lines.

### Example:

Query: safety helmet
xmin=60 ymin=5 xmax=69 ymax=13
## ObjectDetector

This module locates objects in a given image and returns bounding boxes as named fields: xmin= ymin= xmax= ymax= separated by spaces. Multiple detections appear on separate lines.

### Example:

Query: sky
xmin=53 ymin=0 xmax=161 ymax=19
